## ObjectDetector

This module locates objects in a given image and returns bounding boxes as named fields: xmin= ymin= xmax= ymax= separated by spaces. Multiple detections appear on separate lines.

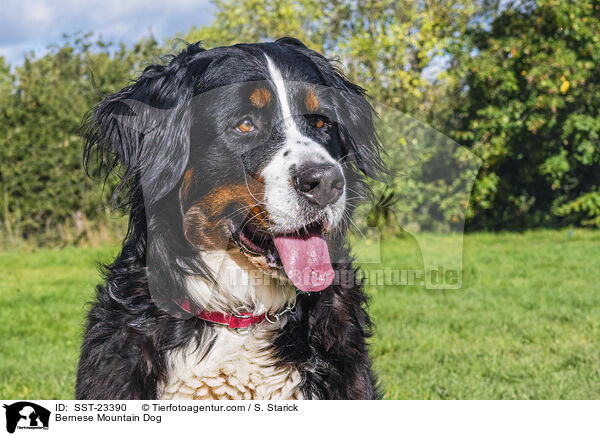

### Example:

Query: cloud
xmin=0 ymin=0 xmax=214 ymax=65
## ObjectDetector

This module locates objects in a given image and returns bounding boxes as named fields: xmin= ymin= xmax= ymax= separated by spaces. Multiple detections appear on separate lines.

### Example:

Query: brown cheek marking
xmin=183 ymin=181 xmax=269 ymax=249
xmin=183 ymin=206 xmax=225 ymax=250
xmin=305 ymin=89 xmax=319 ymax=112
xmin=250 ymin=87 xmax=272 ymax=108
xmin=181 ymin=168 xmax=194 ymax=201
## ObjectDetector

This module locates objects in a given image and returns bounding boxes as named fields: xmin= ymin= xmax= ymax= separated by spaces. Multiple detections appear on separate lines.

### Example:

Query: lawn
xmin=1 ymin=230 xmax=599 ymax=399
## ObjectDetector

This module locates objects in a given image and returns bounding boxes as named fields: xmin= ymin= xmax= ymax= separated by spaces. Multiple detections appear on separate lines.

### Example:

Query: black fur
xmin=77 ymin=38 xmax=384 ymax=400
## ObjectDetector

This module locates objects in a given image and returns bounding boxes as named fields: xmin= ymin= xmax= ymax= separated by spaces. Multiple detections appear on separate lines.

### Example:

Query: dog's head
xmin=84 ymin=38 xmax=384 ymax=312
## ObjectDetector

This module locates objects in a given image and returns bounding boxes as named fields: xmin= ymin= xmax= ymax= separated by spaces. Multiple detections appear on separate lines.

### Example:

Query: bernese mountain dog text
xmin=76 ymin=37 xmax=385 ymax=400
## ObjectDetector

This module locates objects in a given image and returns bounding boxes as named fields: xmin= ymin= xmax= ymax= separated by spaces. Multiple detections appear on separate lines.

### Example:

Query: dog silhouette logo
xmin=3 ymin=402 xmax=50 ymax=433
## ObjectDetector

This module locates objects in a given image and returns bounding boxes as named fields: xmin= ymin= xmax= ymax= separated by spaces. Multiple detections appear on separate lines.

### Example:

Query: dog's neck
xmin=185 ymin=249 xmax=296 ymax=315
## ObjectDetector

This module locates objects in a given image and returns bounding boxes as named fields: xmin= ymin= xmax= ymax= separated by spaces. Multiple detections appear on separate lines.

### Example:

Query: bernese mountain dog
xmin=76 ymin=37 xmax=386 ymax=400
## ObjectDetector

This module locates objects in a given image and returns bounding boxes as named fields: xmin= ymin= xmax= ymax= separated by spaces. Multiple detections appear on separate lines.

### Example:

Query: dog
xmin=76 ymin=37 xmax=385 ymax=400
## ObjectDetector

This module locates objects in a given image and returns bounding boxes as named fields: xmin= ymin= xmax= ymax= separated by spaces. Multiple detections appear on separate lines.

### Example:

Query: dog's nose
xmin=294 ymin=163 xmax=344 ymax=208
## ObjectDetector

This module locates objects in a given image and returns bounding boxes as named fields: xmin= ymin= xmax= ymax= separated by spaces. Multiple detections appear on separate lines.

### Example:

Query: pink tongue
xmin=273 ymin=229 xmax=334 ymax=292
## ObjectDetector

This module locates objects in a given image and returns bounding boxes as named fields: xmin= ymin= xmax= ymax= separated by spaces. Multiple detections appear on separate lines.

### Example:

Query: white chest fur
xmin=159 ymin=249 xmax=303 ymax=400
xmin=159 ymin=325 xmax=304 ymax=400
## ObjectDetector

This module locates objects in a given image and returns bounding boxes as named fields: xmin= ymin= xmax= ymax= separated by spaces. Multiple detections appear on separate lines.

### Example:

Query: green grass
xmin=1 ymin=230 xmax=599 ymax=399
xmin=363 ymin=229 xmax=600 ymax=399
xmin=0 ymin=245 xmax=120 ymax=399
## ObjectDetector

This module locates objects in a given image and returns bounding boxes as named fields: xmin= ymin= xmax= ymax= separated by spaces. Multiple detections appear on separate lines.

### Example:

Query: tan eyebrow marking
xmin=250 ymin=87 xmax=272 ymax=108
xmin=305 ymin=88 xmax=319 ymax=112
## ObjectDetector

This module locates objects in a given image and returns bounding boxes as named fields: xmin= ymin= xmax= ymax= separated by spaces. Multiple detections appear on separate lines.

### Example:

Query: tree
xmin=183 ymin=0 xmax=478 ymax=118
xmin=0 ymin=33 xmax=162 ymax=239
xmin=450 ymin=0 xmax=600 ymax=229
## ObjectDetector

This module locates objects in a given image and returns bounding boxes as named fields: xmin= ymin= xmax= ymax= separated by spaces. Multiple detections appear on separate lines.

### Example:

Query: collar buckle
xmin=265 ymin=300 xmax=297 ymax=324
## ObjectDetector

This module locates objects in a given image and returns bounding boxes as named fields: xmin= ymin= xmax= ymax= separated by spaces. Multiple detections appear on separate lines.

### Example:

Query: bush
xmin=449 ymin=0 xmax=600 ymax=229
xmin=0 ymin=33 xmax=161 ymax=240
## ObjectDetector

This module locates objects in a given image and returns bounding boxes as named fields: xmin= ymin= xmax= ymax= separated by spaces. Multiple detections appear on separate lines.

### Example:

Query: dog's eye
xmin=313 ymin=117 xmax=326 ymax=129
xmin=236 ymin=119 xmax=255 ymax=133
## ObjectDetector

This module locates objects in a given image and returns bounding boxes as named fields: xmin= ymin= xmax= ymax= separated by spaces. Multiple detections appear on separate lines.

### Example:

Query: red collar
xmin=196 ymin=311 xmax=267 ymax=329
xmin=178 ymin=300 xmax=292 ymax=329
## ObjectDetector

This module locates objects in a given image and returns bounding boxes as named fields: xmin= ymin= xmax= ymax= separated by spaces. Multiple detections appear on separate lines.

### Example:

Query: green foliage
xmin=370 ymin=110 xmax=481 ymax=232
xmin=1 ymin=0 xmax=599 ymax=240
xmin=0 ymin=33 xmax=161 ymax=240
xmin=367 ymin=186 xmax=399 ymax=229
xmin=556 ymin=190 xmax=600 ymax=227
xmin=450 ymin=0 xmax=600 ymax=229
xmin=184 ymin=0 xmax=478 ymax=116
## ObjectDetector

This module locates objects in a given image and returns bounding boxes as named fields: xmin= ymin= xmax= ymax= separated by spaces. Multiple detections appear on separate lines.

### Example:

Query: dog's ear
xmin=83 ymin=46 xmax=212 ymax=206
xmin=331 ymin=79 xmax=387 ymax=181
xmin=275 ymin=37 xmax=309 ymax=49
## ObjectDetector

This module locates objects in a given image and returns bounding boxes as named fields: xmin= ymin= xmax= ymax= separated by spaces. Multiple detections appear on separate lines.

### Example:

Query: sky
xmin=0 ymin=0 xmax=215 ymax=66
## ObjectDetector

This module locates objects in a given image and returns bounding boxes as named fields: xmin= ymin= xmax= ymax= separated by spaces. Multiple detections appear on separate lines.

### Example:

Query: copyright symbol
xmin=142 ymin=404 xmax=150 ymax=411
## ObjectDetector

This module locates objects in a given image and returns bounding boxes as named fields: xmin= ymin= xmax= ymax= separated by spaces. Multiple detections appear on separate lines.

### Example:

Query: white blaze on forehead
xmin=261 ymin=54 xmax=345 ymax=234
xmin=265 ymin=55 xmax=302 ymax=139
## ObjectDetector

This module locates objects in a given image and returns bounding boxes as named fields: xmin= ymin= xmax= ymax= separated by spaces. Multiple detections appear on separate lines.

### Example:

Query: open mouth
xmin=227 ymin=217 xmax=335 ymax=292
xmin=227 ymin=218 xmax=280 ymax=265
